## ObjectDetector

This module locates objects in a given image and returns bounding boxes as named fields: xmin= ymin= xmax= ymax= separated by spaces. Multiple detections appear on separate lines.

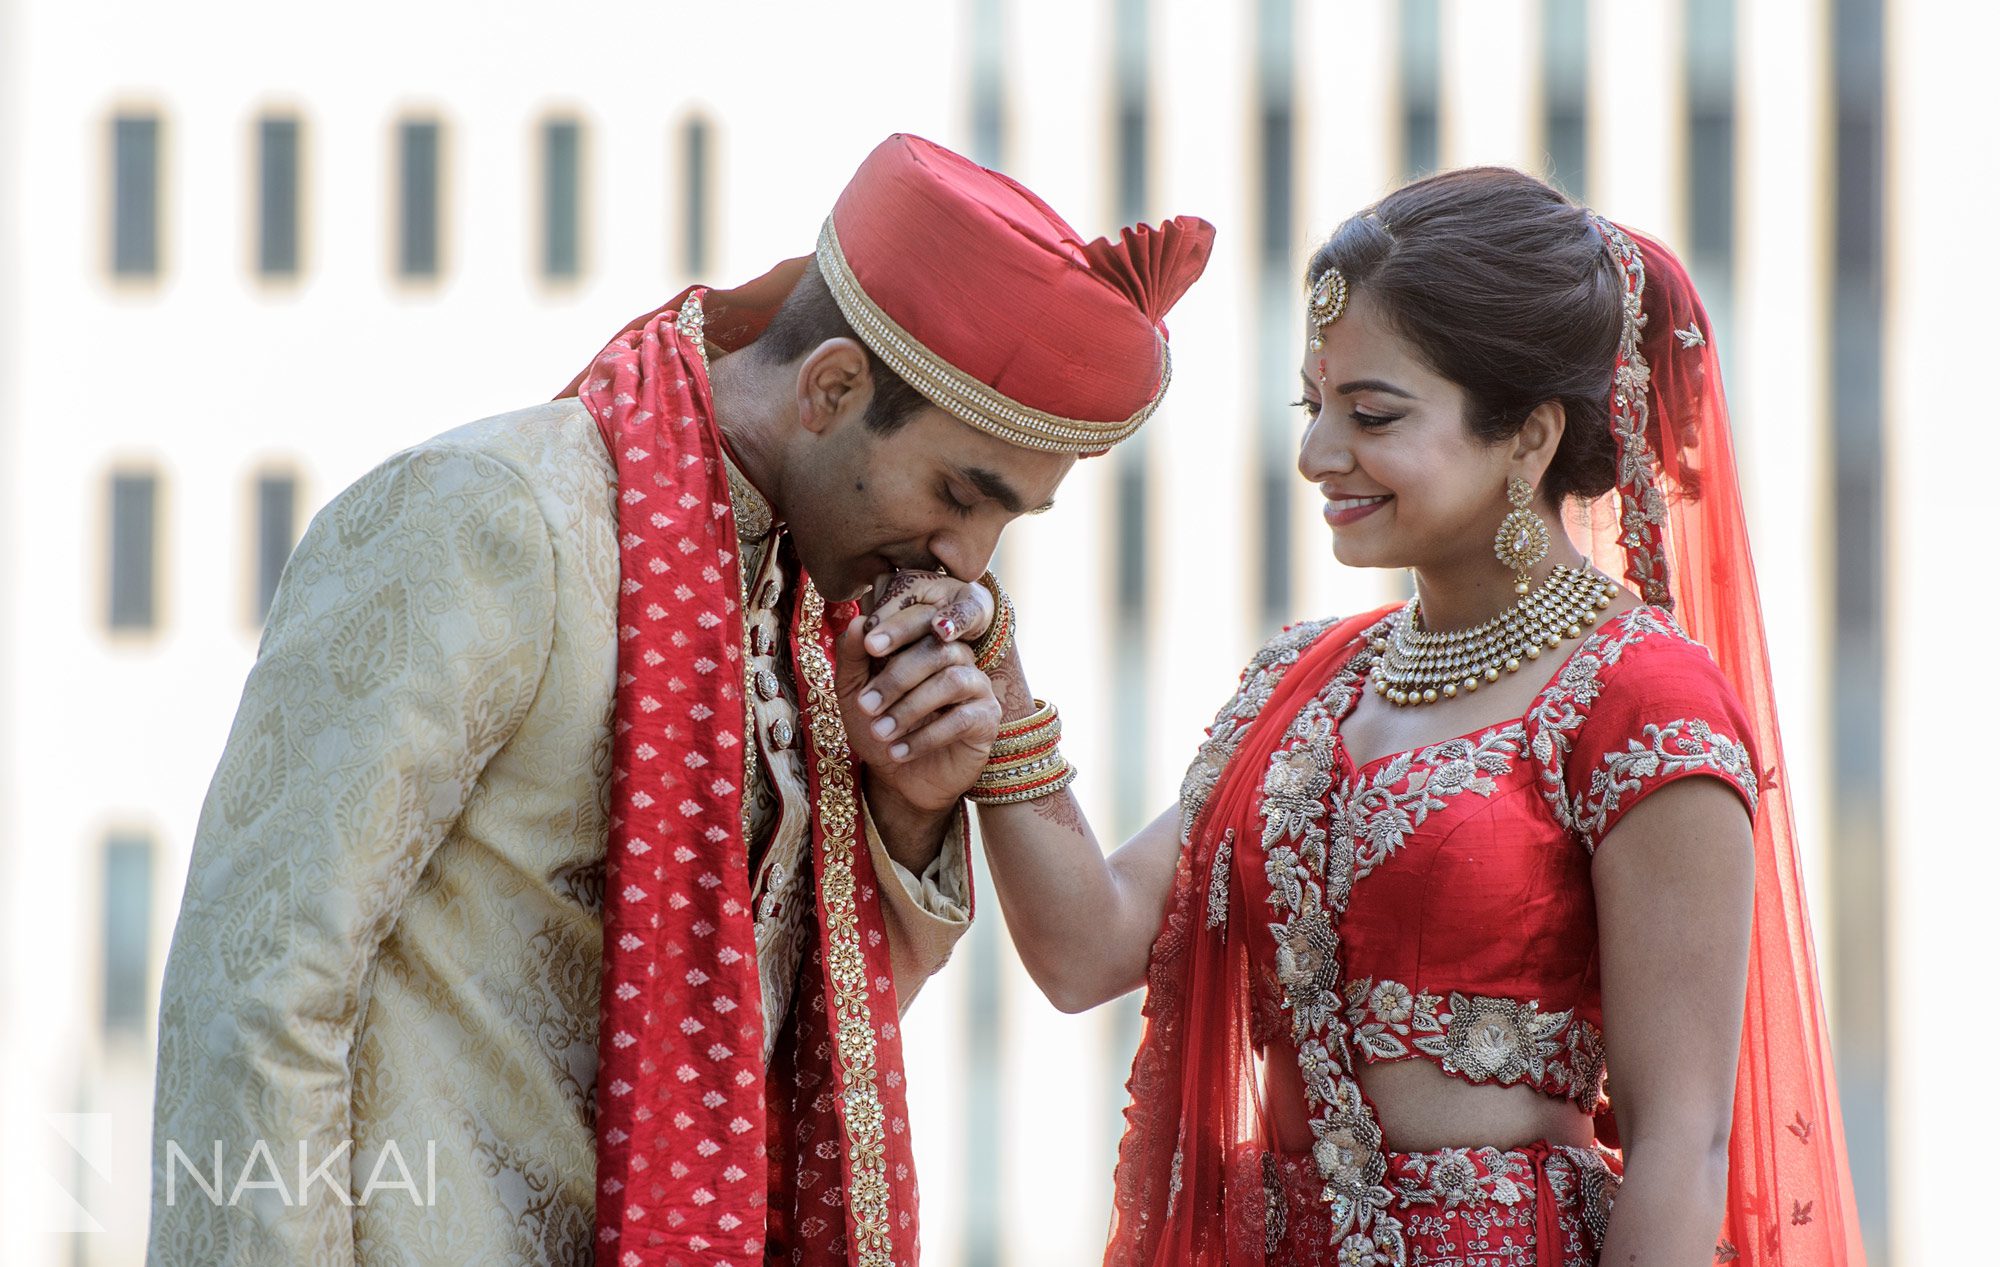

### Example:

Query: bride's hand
xmin=831 ymin=570 xmax=999 ymax=818
xmin=861 ymin=569 xmax=994 ymax=652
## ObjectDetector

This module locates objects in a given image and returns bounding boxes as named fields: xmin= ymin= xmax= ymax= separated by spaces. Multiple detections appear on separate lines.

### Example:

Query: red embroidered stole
xmin=767 ymin=587 xmax=920 ymax=1266
xmin=581 ymin=296 xmax=917 ymax=1266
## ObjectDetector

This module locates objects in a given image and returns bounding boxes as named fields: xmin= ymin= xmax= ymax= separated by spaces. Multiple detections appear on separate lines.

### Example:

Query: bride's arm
xmin=1591 ymin=777 xmax=1754 ymax=1264
xmin=971 ymin=640 xmax=1183 ymax=1013
xmin=849 ymin=582 xmax=1183 ymax=1013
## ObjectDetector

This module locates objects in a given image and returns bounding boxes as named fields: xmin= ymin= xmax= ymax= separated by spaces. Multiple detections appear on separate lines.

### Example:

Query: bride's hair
xmin=1306 ymin=167 xmax=1622 ymax=504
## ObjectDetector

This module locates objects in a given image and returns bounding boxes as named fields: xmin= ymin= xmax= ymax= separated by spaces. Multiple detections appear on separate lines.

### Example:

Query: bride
xmin=850 ymin=167 xmax=1862 ymax=1265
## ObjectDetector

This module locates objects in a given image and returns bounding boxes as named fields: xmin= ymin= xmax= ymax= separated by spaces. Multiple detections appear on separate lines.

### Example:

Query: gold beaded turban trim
xmin=815 ymin=217 xmax=1172 ymax=454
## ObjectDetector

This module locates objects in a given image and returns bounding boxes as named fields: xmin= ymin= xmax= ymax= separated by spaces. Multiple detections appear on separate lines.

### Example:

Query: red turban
xmin=817 ymin=134 xmax=1214 ymax=453
xmin=573 ymin=135 xmax=1214 ymax=454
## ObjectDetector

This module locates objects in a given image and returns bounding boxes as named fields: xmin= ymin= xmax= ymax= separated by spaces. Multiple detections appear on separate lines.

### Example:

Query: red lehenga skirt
xmin=1226 ymin=1141 xmax=1621 ymax=1267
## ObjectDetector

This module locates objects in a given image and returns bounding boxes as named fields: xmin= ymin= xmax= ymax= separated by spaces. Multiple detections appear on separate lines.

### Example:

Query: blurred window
xmin=680 ymin=116 xmax=711 ymax=276
xmin=398 ymin=119 xmax=441 ymax=279
xmin=1830 ymin=0 xmax=1886 ymax=1251
xmin=111 ymin=114 xmax=160 ymax=277
xmin=254 ymin=473 xmax=297 ymax=623
xmin=1258 ymin=0 xmax=1295 ymax=627
xmin=108 ymin=471 xmax=158 ymax=632
xmin=1109 ymin=0 xmax=1155 ymax=851
xmin=258 ymin=115 xmax=302 ymax=277
xmin=544 ymin=118 xmax=583 ymax=279
xmin=961 ymin=7 xmax=1010 ymax=1261
xmin=103 ymin=834 xmax=154 ymax=1034
xmin=970 ymin=0 xmax=1005 ymax=167
xmin=1543 ymin=0 xmax=1589 ymax=197
xmin=1113 ymin=0 xmax=1150 ymax=624
xmin=1686 ymin=0 xmax=1736 ymax=276
xmin=1400 ymin=0 xmax=1441 ymax=177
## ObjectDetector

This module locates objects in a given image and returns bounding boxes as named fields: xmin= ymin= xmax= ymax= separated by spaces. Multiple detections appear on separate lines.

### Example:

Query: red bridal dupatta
xmin=1105 ymin=222 xmax=1864 ymax=1265
xmin=1583 ymin=224 xmax=1864 ymax=1264
xmin=565 ymin=274 xmax=920 ymax=1267
xmin=1106 ymin=609 xmax=1387 ymax=1266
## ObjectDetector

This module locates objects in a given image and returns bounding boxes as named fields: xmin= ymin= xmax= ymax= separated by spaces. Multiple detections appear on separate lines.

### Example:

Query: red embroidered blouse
xmin=1245 ymin=606 xmax=1761 ymax=1112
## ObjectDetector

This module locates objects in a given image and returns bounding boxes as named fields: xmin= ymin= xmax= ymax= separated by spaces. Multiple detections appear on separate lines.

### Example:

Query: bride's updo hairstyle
xmin=1306 ymin=167 xmax=1622 ymax=505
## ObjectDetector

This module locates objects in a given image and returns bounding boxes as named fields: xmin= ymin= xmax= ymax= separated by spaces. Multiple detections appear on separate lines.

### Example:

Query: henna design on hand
xmin=989 ymin=661 xmax=1033 ymax=716
xmin=876 ymin=570 xmax=922 ymax=611
xmin=1026 ymin=789 xmax=1087 ymax=835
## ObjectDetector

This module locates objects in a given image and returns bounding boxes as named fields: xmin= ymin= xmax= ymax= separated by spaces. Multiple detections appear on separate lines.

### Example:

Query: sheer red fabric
xmin=1106 ymin=224 xmax=1864 ymax=1264
xmin=1107 ymin=613 xmax=1380 ymax=1267
xmin=1579 ymin=225 xmax=1864 ymax=1263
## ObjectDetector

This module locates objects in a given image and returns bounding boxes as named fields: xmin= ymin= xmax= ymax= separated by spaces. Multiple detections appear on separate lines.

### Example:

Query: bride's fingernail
xmin=934 ymin=617 xmax=958 ymax=640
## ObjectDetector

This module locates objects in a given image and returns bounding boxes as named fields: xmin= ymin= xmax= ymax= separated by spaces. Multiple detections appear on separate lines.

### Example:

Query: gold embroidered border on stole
xmin=795 ymin=581 xmax=895 ymax=1266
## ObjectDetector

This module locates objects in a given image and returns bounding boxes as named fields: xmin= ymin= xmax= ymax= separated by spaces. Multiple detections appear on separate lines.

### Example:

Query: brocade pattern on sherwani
xmin=146 ymin=399 xmax=969 ymax=1266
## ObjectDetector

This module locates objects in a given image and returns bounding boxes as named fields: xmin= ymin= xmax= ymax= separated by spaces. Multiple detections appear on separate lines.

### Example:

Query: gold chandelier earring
xmin=1493 ymin=475 xmax=1551 ymax=595
xmin=1367 ymin=472 xmax=1616 ymax=706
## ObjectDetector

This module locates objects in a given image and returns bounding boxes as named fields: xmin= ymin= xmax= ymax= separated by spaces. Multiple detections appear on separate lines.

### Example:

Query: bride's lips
xmin=1323 ymin=494 xmax=1391 ymax=526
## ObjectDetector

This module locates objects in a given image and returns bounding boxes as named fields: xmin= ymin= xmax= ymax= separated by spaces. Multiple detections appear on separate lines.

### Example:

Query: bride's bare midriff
xmin=1263 ymin=1052 xmax=1596 ymax=1154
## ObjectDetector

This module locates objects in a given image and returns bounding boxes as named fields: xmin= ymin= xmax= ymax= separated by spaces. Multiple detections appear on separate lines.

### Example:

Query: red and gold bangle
xmin=968 ymin=762 xmax=1076 ymax=806
xmin=989 ymin=701 xmax=1060 ymax=758
xmin=971 ymin=571 xmax=1016 ymax=673
xmin=981 ymin=744 xmax=1064 ymax=780
xmin=970 ymin=699 xmax=1074 ymax=805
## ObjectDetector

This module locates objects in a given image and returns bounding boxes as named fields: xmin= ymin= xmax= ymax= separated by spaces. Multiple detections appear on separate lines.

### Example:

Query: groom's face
xmin=783 ymin=380 xmax=1075 ymax=602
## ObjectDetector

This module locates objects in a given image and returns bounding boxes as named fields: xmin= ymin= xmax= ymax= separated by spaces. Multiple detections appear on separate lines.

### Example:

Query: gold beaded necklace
xmin=1368 ymin=565 xmax=1619 ymax=707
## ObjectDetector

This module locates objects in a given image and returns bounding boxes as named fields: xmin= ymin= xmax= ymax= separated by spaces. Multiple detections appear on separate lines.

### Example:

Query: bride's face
xmin=1295 ymin=289 xmax=1512 ymax=574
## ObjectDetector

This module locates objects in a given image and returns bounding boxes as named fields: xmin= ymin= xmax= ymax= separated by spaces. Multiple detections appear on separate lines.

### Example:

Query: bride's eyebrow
xmin=1332 ymin=378 xmax=1417 ymax=399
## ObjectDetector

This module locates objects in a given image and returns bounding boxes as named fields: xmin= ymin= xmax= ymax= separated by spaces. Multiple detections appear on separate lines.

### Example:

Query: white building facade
xmin=0 ymin=2 xmax=1987 ymax=1264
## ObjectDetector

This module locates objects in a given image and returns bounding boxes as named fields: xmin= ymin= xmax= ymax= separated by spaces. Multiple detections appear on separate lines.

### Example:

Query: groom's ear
xmin=795 ymin=339 xmax=873 ymax=435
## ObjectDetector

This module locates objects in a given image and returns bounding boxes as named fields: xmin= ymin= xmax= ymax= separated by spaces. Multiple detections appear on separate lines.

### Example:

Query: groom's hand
xmin=833 ymin=572 xmax=999 ymax=859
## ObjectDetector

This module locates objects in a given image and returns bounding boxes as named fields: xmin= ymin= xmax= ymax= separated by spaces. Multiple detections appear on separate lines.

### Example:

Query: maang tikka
xmin=1307 ymin=266 xmax=1349 ymax=352
xmin=1493 ymin=475 xmax=1551 ymax=594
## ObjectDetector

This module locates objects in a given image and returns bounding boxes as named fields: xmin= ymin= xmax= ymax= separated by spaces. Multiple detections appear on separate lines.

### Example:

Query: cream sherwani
xmin=146 ymin=400 xmax=970 ymax=1266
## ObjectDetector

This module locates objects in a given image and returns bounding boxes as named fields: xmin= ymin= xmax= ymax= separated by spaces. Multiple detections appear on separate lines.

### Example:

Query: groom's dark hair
xmin=752 ymin=261 xmax=930 ymax=436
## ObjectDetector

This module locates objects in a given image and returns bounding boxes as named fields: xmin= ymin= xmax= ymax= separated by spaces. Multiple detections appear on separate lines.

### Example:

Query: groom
xmin=146 ymin=134 xmax=1212 ymax=1265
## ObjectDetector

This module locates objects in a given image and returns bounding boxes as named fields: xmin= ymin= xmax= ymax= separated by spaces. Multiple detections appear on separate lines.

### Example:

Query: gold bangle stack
xmin=968 ymin=699 xmax=1076 ymax=805
xmin=969 ymin=571 xmax=1015 ymax=673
